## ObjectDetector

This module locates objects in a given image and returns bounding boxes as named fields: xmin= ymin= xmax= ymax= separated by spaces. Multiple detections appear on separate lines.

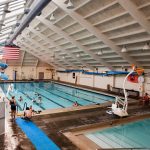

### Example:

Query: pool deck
xmin=2 ymin=100 xmax=150 ymax=150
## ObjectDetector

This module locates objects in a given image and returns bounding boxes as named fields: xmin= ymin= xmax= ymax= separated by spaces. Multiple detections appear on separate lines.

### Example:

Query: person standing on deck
xmin=9 ymin=96 xmax=17 ymax=120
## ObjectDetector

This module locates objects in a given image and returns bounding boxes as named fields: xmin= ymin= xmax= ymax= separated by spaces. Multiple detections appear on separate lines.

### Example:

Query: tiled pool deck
xmin=2 ymin=100 xmax=150 ymax=150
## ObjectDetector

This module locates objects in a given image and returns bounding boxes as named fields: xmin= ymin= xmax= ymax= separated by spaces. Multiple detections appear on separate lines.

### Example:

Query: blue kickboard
xmin=16 ymin=118 xmax=60 ymax=150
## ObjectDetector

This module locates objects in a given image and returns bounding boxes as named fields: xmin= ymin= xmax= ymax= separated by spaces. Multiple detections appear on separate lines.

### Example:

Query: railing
xmin=22 ymin=102 xmax=27 ymax=110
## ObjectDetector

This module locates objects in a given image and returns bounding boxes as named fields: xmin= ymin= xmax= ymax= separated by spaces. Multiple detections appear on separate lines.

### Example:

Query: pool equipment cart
xmin=0 ymin=62 xmax=8 ymax=80
xmin=107 ymin=65 xmax=144 ymax=117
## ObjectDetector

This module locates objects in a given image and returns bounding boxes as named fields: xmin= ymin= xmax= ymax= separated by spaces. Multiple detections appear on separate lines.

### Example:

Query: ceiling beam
xmin=27 ymin=27 xmax=79 ymax=69
xmin=52 ymin=0 xmax=139 ymax=67
xmin=37 ymin=16 xmax=112 ymax=70
xmin=0 ymin=0 xmax=16 ymax=6
xmin=18 ymin=39 xmax=58 ymax=69
xmin=20 ymin=34 xmax=68 ymax=69
xmin=117 ymin=0 xmax=150 ymax=34
xmin=21 ymin=51 xmax=25 ymax=67
xmin=83 ymin=1 xmax=118 ymax=19
xmin=35 ymin=20 xmax=94 ymax=70
xmin=36 ymin=59 xmax=39 ymax=67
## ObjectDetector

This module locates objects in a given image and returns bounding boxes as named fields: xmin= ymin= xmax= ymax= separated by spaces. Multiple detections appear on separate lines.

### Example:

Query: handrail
xmin=23 ymin=102 xmax=27 ymax=110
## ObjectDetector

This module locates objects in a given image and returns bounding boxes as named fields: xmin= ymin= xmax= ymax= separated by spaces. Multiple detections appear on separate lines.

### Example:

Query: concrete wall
xmin=4 ymin=66 xmax=52 ymax=80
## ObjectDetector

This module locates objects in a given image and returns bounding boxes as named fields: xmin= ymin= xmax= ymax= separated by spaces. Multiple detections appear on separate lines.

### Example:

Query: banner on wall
xmin=127 ymin=75 xmax=138 ymax=83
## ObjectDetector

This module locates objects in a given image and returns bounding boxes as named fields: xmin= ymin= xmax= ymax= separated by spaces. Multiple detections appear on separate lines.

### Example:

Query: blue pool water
xmin=86 ymin=118 xmax=150 ymax=149
xmin=0 ymin=82 xmax=114 ymax=111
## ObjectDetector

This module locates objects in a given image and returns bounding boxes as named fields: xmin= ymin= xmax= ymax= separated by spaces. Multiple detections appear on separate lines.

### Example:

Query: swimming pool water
xmin=85 ymin=118 xmax=150 ymax=149
xmin=0 ymin=82 xmax=114 ymax=111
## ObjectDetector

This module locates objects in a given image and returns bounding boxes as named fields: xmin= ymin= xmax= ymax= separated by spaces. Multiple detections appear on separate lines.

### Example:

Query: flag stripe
xmin=0 ymin=46 xmax=20 ymax=60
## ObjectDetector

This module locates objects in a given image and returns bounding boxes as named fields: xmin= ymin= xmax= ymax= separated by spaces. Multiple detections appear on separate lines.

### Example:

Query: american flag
xmin=0 ymin=46 xmax=20 ymax=60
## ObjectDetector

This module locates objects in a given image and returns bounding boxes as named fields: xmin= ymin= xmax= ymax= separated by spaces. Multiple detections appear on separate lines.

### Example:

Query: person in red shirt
xmin=142 ymin=93 xmax=150 ymax=106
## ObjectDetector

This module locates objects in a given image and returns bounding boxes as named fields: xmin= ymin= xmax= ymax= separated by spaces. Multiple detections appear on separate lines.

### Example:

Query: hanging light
xmin=49 ymin=13 xmax=56 ymax=21
xmin=67 ymin=0 xmax=74 ymax=9
xmin=35 ymin=27 xmax=40 ymax=31
xmin=4 ymin=9 xmax=11 ymax=13
xmin=121 ymin=46 xmax=127 ymax=53
xmin=27 ymin=33 xmax=30 ymax=38
xmin=143 ymin=43 xmax=150 ymax=50
xmin=0 ymin=22 xmax=5 ymax=26
xmin=97 ymin=50 xmax=103 ymax=55
xmin=62 ymin=56 xmax=65 ymax=59
xmin=76 ymin=54 xmax=80 ymax=57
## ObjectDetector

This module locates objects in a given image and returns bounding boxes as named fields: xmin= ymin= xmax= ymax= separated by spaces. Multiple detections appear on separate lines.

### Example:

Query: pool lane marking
xmin=54 ymin=85 xmax=112 ymax=103
xmin=36 ymin=86 xmax=82 ymax=106
xmin=55 ymin=87 xmax=96 ymax=104
xmin=20 ymin=91 xmax=46 ymax=110
xmin=22 ymin=86 xmax=65 ymax=108
xmin=16 ymin=118 xmax=60 ymax=150
xmin=54 ymin=83 xmax=113 ymax=102
xmin=45 ymin=85 xmax=96 ymax=104
xmin=32 ymin=88 xmax=65 ymax=108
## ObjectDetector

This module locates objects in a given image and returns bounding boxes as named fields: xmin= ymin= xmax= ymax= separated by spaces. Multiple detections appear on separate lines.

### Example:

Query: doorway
xmin=39 ymin=72 xmax=44 ymax=80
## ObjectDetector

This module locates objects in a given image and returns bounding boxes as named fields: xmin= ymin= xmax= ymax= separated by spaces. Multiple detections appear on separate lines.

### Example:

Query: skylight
xmin=0 ymin=0 xmax=27 ymax=44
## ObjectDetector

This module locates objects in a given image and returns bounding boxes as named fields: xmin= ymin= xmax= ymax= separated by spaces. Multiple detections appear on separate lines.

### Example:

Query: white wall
xmin=4 ymin=66 xmax=52 ymax=80
xmin=54 ymin=68 xmax=150 ymax=95
xmin=4 ymin=66 xmax=150 ymax=95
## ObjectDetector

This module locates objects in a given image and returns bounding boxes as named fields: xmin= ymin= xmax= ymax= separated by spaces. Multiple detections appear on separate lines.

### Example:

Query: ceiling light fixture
xmin=49 ymin=13 xmax=56 ymax=21
xmin=64 ymin=0 xmax=69 ymax=4
xmin=62 ymin=56 xmax=65 ymax=59
xmin=15 ymin=22 xmax=20 ymax=27
xmin=27 ymin=33 xmax=30 ymax=38
xmin=66 ymin=0 xmax=74 ymax=9
xmin=121 ymin=45 xmax=127 ymax=53
xmin=76 ymin=53 xmax=80 ymax=58
xmin=4 ymin=9 xmax=11 ymax=13
xmin=24 ymin=8 xmax=30 ymax=14
xmin=35 ymin=27 xmax=40 ymax=31
xmin=0 ymin=23 xmax=5 ymax=26
xmin=143 ymin=43 xmax=150 ymax=50
xmin=97 ymin=50 xmax=103 ymax=55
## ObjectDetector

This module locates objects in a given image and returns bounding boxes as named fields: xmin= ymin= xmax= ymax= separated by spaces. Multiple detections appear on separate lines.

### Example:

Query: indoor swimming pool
xmin=0 ymin=82 xmax=114 ymax=111
xmin=85 ymin=118 xmax=150 ymax=149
